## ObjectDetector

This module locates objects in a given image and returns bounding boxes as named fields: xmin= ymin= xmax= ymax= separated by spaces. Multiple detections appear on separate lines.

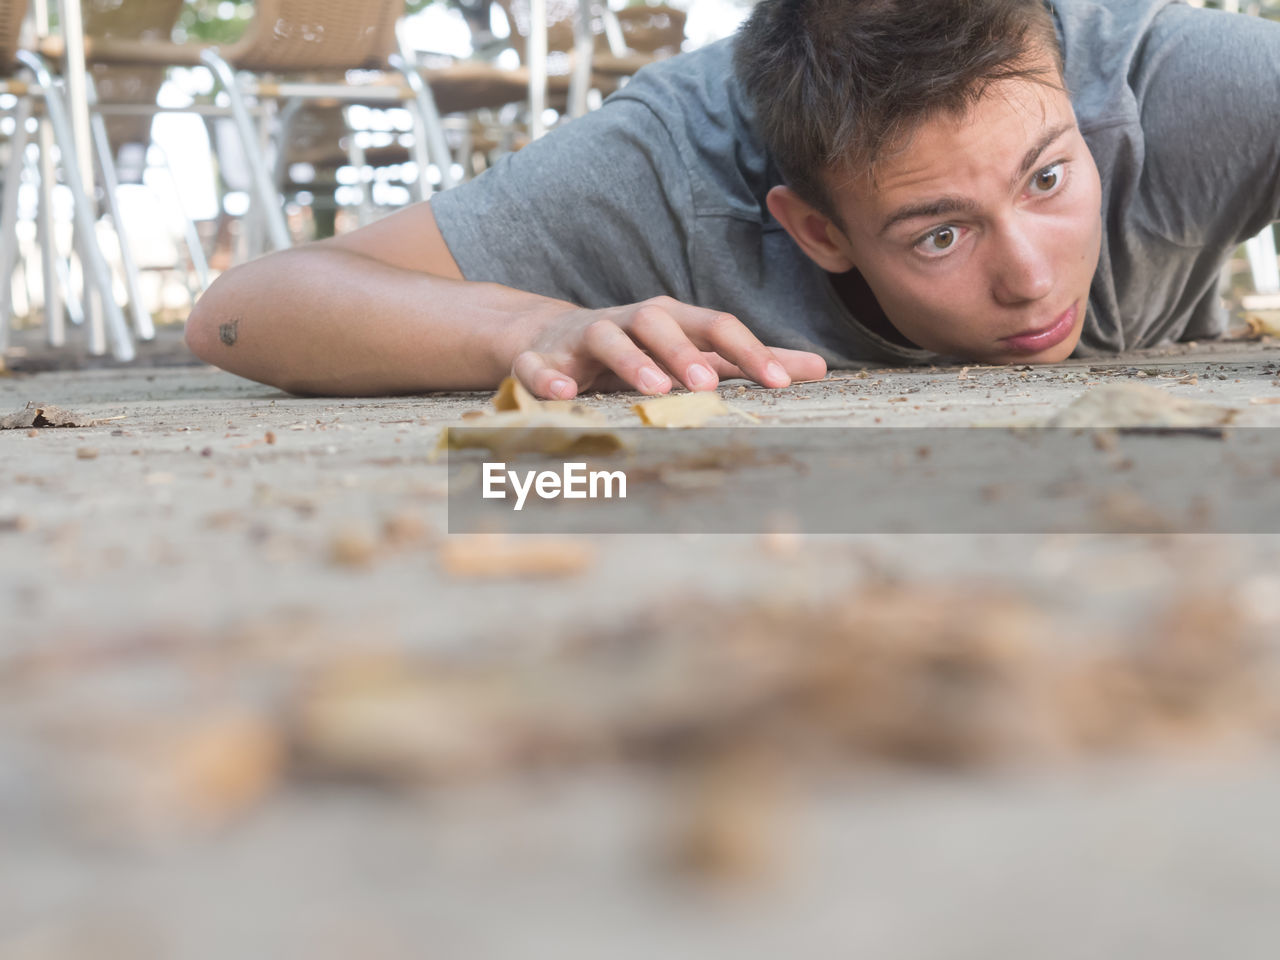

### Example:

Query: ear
xmin=766 ymin=185 xmax=857 ymax=273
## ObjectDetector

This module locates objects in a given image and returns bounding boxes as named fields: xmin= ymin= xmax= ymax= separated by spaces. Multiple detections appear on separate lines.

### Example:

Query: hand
xmin=510 ymin=296 xmax=828 ymax=399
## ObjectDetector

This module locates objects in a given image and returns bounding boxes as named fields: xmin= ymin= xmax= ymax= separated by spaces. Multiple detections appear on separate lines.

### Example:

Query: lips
xmin=999 ymin=303 xmax=1078 ymax=355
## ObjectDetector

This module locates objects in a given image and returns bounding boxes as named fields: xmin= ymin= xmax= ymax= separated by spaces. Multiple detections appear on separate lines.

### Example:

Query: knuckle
xmin=645 ymin=294 xmax=678 ymax=309
xmin=583 ymin=318 xmax=617 ymax=345
xmin=629 ymin=308 xmax=659 ymax=337
xmin=704 ymin=312 xmax=741 ymax=338
xmin=630 ymin=304 xmax=667 ymax=329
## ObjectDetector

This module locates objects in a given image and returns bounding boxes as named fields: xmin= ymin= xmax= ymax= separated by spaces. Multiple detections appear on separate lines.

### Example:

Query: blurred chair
xmin=0 ymin=0 xmax=135 ymax=359
xmin=404 ymin=0 xmax=634 ymax=152
xmin=47 ymin=0 xmax=460 ymax=255
xmin=1234 ymin=2 xmax=1280 ymax=298
xmin=83 ymin=0 xmax=184 ymax=173
xmin=591 ymin=2 xmax=686 ymax=79
xmin=1246 ymin=226 xmax=1279 ymax=297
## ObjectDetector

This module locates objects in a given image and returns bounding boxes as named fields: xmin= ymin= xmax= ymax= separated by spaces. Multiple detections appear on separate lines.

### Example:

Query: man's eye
xmin=1032 ymin=162 xmax=1065 ymax=193
xmin=917 ymin=225 xmax=958 ymax=255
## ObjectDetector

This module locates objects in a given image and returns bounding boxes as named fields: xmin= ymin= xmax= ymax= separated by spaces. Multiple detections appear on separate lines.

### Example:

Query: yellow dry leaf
xmin=632 ymin=391 xmax=732 ymax=427
xmin=438 ymin=535 xmax=594 ymax=578
xmin=492 ymin=376 xmax=593 ymax=416
xmin=171 ymin=711 xmax=283 ymax=826
xmin=493 ymin=376 xmax=541 ymax=413
xmin=1045 ymin=383 xmax=1237 ymax=428
xmin=291 ymin=656 xmax=523 ymax=781
xmin=440 ymin=378 xmax=623 ymax=456
xmin=668 ymin=745 xmax=789 ymax=886
xmin=439 ymin=415 xmax=625 ymax=457
xmin=1244 ymin=310 xmax=1280 ymax=337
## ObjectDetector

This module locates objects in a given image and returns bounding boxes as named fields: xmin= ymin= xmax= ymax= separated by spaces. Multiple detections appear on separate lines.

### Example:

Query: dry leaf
xmin=168 ymin=711 xmax=283 ymax=826
xmin=632 ymin=391 xmax=732 ymax=427
xmin=439 ymin=377 xmax=623 ymax=457
xmin=657 ymin=467 xmax=727 ymax=490
xmin=440 ymin=413 xmax=625 ymax=458
xmin=493 ymin=376 xmax=542 ymax=413
xmin=329 ymin=524 xmax=379 ymax=568
xmin=1091 ymin=489 xmax=1176 ymax=534
xmin=0 ymin=402 xmax=119 ymax=430
xmin=1244 ymin=310 xmax=1280 ymax=337
xmin=1045 ymin=383 xmax=1237 ymax=428
xmin=438 ymin=535 xmax=594 ymax=578
xmin=381 ymin=509 xmax=432 ymax=547
xmin=668 ymin=744 xmax=788 ymax=885
xmin=291 ymin=657 xmax=530 ymax=781
xmin=47 ymin=708 xmax=283 ymax=838
xmin=492 ymin=376 xmax=595 ymax=416
xmin=0 ymin=514 xmax=33 ymax=533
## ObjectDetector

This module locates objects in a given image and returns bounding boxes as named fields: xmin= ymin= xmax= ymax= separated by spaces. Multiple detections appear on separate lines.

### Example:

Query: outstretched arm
xmin=184 ymin=201 xmax=826 ymax=397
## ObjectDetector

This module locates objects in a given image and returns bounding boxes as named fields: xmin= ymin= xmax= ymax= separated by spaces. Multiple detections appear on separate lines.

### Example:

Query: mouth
xmin=998 ymin=303 xmax=1078 ymax=355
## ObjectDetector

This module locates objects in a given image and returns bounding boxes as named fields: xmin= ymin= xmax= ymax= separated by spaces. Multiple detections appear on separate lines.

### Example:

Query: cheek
xmin=1073 ymin=172 xmax=1105 ymax=265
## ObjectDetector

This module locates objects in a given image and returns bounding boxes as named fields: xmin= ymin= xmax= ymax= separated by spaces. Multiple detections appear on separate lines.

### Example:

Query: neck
xmin=830 ymin=268 xmax=918 ymax=349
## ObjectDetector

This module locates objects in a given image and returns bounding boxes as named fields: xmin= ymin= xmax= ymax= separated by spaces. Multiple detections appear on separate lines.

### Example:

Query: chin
xmin=986 ymin=314 xmax=1086 ymax=365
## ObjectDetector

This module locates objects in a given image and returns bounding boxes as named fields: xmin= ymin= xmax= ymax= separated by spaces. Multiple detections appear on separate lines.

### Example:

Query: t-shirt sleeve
xmin=1134 ymin=4 xmax=1280 ymax=246
xmin=427 ymin=95 xmax=697 ymax=308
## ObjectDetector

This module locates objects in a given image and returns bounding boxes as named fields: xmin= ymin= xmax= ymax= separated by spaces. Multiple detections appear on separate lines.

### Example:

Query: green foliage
xmin=176 ymin=1 xmax=253 ymax=44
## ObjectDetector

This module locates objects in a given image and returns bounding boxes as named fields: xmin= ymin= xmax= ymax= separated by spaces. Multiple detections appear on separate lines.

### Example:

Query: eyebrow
xmin=877 ymin=121 xmax=1076 ymax=237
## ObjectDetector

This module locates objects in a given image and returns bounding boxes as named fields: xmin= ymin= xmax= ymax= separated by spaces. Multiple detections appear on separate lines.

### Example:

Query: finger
xmin=627 ymin=301 xmax=791 ymax=389
xmin=693 ymin=314 xmax=797 ymax=388
xmin=512 ymin=350 xmax=579 ymax=400
xmin=626 ymin=304 xmax=723 ymax=392
xmin=701 ymin=353 xmax=748 ymax=381
xmin=769 ymin=347 xmax=829 ymax=383
xmin=582 ymin=319 xmax=674 ymax=395
xmin=699 ymin=348 xmax=827 ymax=387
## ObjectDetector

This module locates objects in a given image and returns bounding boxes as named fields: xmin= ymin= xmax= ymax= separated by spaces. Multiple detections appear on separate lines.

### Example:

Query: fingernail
xmin=639 ymin=367 xmax=668 ymax=391
xmin=766 ymin=361 xmax=789 ymax=385
xmin=687 ymin=363 xmax=716 ymax=389
xmin=550 ymin=378 xmax=572 ymax=398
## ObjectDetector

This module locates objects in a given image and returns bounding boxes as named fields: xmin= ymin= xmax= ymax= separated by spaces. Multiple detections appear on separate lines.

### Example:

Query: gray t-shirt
xmin=431 ymin=0 xmax=1280 ymax=366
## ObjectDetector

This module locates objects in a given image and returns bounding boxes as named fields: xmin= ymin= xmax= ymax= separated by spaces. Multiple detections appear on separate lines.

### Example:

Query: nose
xmin=990 ymin=220 xmax=1054 ymax=306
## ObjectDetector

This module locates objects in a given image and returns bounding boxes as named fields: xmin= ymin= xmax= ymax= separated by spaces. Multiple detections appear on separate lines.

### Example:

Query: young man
xmin=185 ymin=0 xmax=1280 ymax=399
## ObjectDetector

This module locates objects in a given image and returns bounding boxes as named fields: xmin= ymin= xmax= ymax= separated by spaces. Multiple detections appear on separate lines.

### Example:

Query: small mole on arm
xmin=218 ymin=318 xmax=240 ymax=347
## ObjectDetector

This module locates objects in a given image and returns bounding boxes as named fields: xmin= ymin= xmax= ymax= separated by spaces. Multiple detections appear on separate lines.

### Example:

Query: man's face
xmin=824 ymin=65 xmax=1103 ymax=363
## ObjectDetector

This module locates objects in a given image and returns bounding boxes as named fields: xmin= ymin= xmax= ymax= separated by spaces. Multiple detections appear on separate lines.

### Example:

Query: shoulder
xmin=1052 ymin=0 xmax=1185 ymax=128
xmin=606 ymin=38 xmax=775 ymax=221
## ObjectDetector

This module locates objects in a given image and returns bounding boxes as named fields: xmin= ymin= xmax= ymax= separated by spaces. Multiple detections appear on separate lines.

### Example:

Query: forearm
xmin=184 ymin=245 xmax=576 ymax=396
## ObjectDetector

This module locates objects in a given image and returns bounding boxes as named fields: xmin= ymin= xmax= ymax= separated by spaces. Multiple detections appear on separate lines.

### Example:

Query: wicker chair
xmin=44 ymin=0 xmax=458 ymax=252
xmin=592 ymin=2 xmax=686 ymax=78
xmin=82 ymin=0 xmax=185 ymax=166
xmin=0 ymin=0 xmax=23 ymax=76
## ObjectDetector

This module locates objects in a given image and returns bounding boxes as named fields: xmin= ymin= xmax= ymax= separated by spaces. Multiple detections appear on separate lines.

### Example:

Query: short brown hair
xmin=734 ymin=0 xmax=1064 ymax=227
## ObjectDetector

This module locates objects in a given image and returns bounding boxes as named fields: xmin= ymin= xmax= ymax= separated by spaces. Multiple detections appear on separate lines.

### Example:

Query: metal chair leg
xmin=568 ymin=1 xmax=595 ymax=119
xmin=388 ymin=44 xmax=458 ymax=195
xmin=1246 ymin=226 xmax=1279 ymax=296
xmin=16 ymin=50 xmax=134 ymax=361
xmin=36 ymin=119 xmax=64 ymax=346
xmin=0 ymin=97 xmax=33 ymax=352
xmin=273 ymin=97 xmax=304 ymax=196
xmin=148 ymin=143 xmax=211 ymax=294
xmin=56 ymin=253 xmax=86 ymax=327
xmin=527 ymin=0 xmax=549 ymax=140
xmin=200 ymin=48 xmax=292 ymax=252
xmin=87 ymin=77 xmax=155 ymax=341
xmin=342 ymin=106 xmax=375 ymax=227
